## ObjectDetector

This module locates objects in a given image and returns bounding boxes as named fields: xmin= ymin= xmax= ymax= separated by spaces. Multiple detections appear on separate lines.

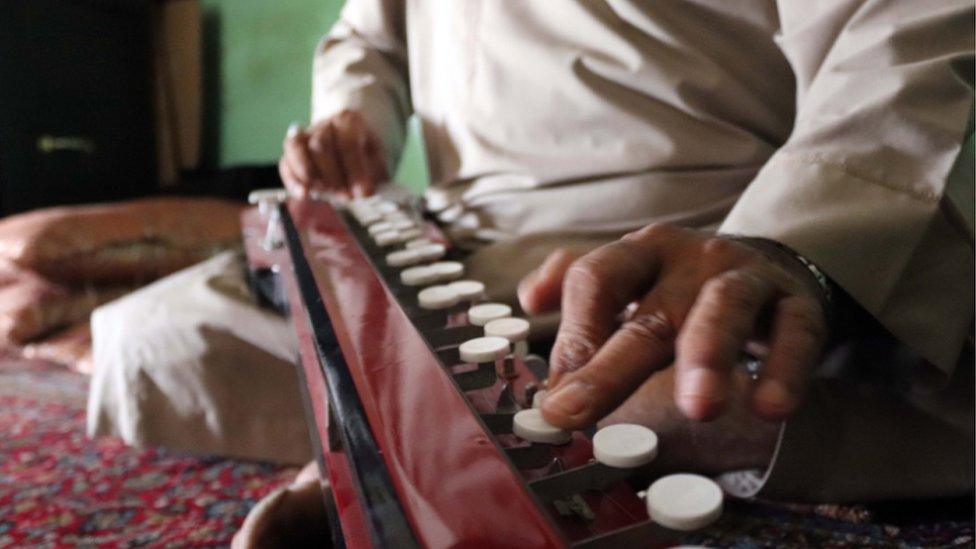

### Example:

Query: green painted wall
xmin=201 ymin=0 xmax=428 ymax=193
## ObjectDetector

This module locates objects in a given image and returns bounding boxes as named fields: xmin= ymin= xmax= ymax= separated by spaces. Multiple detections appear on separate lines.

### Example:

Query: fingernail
xmin=286 ymin=122 xmax=303 ymax=138
xmin=544 ymin=380 xmax=590 ymax=417
xmin=677 ymin=367 xmax=721 ymax=400
xmin=676 ymin=367 xmax=726 ymax=419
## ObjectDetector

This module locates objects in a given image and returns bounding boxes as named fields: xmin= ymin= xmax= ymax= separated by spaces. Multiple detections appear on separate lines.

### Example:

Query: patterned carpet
xmin=0 ymin=355 xmax=972 ymax=548
xmin=0 ymin=356 xmax=294 ymax=547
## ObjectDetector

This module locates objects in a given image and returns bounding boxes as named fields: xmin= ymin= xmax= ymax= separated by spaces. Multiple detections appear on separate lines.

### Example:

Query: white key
xmin=646 ymin=474 xmax=723 ymax=531
xmin=359 ymin=195 xmax=385 ymax=206
xmin=368 ymin=221 xmax=393 ymax=235
xmin=356 ymin=211 xmax=383 ymax=226
xmin=400 ymin=265 xmax=438 ymax=286
xmin=427 ymin=261 xmax=464 ymax=282
xmin=386 ymin=249 xmax=423 ymax=267
xmin=532 ymin=389 xmax=548 ymax=409
xmin=418 ymin=285 xmax=460 ymax=310
xmin=373 ymin=201 xmax=399 ymax=214
xmin=389 ymin=219 xmax=416 ymax=231
xmin=383 ymin=210 xmax=411 ymax=221
xmin=512 ymin=408 xmax=571 ymax=445
xmin=459 ymin=336 xmax=510 ymax=363
xmin=411 ymin=243 xmax=446 ymax=262
xmin=468 ymin=303 xmax=512 ymax=326
xmin=374 ymin=230 xmax=401 ymax=246
xmin=447 ymin=280 xmax=485 ymax=302
xmin=592 ymin=424 xmax=658 ymax=468
xmin=395 ymin=227 xmax=424 ymax=243
xmin=484 ymin=317 xmax=530 ymax=342
xmin=405 ymin=238 xmax=433 ymax=249
xmin=247 ymin=188 xmax=289 ymax=205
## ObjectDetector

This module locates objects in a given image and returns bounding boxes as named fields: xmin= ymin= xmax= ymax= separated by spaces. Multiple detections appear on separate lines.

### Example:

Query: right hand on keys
xmin=278 ymin=110 xmax=388 ymax=200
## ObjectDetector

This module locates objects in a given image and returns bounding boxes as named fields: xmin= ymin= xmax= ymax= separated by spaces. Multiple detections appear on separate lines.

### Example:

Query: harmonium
xmin=242 ymin=189 xmax=725 ymax=548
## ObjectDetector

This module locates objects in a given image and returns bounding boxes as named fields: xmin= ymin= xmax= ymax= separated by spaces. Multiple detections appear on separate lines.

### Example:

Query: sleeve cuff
xmin=719 ymin=152 xmax=968 ymax=373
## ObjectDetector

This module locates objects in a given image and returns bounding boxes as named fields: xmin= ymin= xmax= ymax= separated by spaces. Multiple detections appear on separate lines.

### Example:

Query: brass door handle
xmin=37 ymin=135 xmax=96 ymax=155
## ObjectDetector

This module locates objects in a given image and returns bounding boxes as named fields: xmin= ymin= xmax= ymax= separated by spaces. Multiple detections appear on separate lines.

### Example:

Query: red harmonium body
xmin=241 ymin=196 xmax=708 ymax=548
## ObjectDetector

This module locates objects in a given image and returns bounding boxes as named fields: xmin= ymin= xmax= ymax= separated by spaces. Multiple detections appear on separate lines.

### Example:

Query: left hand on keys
xmin=518 ymin=223 xmax=829 ymax=431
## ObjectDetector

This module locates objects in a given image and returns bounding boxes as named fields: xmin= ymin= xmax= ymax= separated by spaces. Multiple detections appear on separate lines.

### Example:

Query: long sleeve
xmin=719 ymin=0 xmax=975 ymax=374
xmin=311 ymin=0 xmax=411 ymax=174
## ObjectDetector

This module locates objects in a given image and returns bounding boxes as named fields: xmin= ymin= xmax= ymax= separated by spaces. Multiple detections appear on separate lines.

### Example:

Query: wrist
xmin=725 ymin=236 xmax=835 ymax=327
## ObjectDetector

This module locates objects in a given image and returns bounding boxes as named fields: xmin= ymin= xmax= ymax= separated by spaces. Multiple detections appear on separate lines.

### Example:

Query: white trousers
xmin=86 ymin=251 xmax=311 ymax=464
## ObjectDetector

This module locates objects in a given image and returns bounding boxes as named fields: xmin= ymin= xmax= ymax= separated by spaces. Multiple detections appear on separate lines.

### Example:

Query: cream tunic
xmin=311 ymin=0 xmax=975 ymax=500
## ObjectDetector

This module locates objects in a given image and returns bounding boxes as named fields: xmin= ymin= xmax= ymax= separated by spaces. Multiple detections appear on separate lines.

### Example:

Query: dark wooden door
xmin=0 ymin=0 xmax=156 ymax=215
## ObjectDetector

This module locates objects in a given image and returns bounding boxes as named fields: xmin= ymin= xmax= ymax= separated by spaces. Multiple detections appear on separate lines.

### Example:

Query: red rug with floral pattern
xmin=0 ymin=355 xmax=972 ymax=547
xmin=0 ymin=356 xmax=294 ymax=547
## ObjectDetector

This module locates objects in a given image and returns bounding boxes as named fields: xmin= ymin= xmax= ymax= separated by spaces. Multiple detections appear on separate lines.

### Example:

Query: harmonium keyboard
xmin=242 ymin=189 xmax=724 ymax=548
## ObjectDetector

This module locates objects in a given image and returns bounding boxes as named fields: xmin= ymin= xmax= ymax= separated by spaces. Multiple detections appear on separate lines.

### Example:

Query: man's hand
xmin=278 ymin=110 xmax=388 ymax=200
xmin=519 ymin=223 xmax=828 ymax=430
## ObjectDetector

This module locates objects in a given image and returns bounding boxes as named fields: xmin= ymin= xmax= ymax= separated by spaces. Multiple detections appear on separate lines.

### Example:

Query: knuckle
xmin=702 ymin=272 xmax=755 ymax=308
xmin=628 ymin=221 xmax=675 ymax=243
xmin=701 ymin=237 xmax=736 ymax=259
xmin=307 ymin=131 xmax=328 ymax=151
xmin=779 ymin=298 xmax=827 ymax=340
xmin=565 ymin=257 xmax=607 ymax=292
xmin=552 ymin=331 xmax=600 ymax=373
xmin=620 ymin=310 xmax=676 ymax=344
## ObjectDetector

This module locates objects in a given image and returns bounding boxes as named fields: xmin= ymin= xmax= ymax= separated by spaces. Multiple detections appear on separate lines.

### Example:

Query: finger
xmin=549 ymin=224 xmax=677 ymax=384
xmin=363 ymin=131 xmax=388 ymax=191
xmin=334 ymin=113 xmax=375 ymax=198
xmin=307 ymin=124 xmax=345 ymax=195
xmin=542 ymin=281 xmax=691 ymax=429
xmin=517 ymin=248 xmax=580 ymax=315
xmin=278 ymin=157 xmax=304 ymax=198
xmin=674 ymin=269 xmax=776 ymax=421
xmin=751 ymin=295 xmax=826 ymax=420
xmin=282 ymin=130 xmax=317 ymax=188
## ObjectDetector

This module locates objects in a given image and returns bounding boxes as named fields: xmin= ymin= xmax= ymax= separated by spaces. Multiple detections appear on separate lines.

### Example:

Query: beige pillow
xmin=0 ymin=197 xmax=244 ymax=283
xmin=0 ymin=265 xmax=128 ymax=345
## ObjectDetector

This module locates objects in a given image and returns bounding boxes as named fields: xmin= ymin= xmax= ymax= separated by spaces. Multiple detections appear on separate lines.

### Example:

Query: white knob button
xmin=484 ymin=317 xmax=530 ymax=342
xmin=411 ymin=243 xmax=446 ymax=262
xmin=395 ymin=228 xmax=424 ymax=243
xmin=592 ymin=424 xmax=658 ymax=468
xmin=468 ymin=303 xmax=512 ymax=326
xmin=386 ymin=249 xmax=422 ymax=267
xmin=427 ymin=261 xmax=464 ymax=282
xmin=248 ymin=188 xmax=289 ymax=204
xmin=532 ymin=389 xmax=548 ymax=409
xmin=351 ymin=196 xmax=382 ymax=208
xmin=512 ymin=408 xmax=571 ymax=445
xmin=350 ymin=204 xmax=383 ymax=225
xmin=357 ymin=211 xmax=383 ymax=226
xmin=368 ymin=221 xmax=393 ymax=235
xmin=373 ymin=201 xmax=399 ymax=214
xmin=389 ymin=219 xmax=416 ymax=231
xmin=447 ymin=280 xmax=485 ymax=301
xmin=400 ymin=265 xmax=438 ymax=286
xmin=646 ymin=474 xmax=723 ymax=531
xmin=418 ymin=285 xmax=460 ymax=310
xmin=405 ymin=238 xmax=433 ymax=249
xmin=459 ymin=336 xmax=510 ymax=363
xmin=383 ymin=210 xmax=411 ymax=222
xmin=374 ymin=230 xmax=401 ymax=246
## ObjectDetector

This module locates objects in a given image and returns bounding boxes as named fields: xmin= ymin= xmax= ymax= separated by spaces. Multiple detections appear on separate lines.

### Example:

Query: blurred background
xmin=0 ymin=0 xmax=429 ymax=215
